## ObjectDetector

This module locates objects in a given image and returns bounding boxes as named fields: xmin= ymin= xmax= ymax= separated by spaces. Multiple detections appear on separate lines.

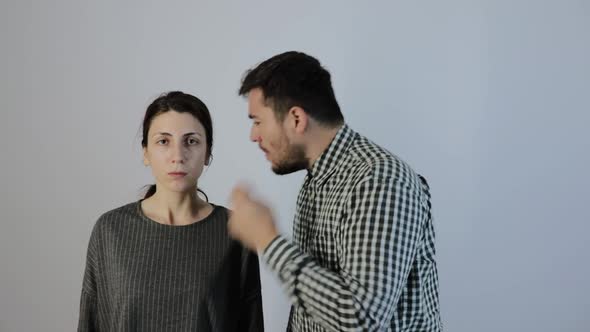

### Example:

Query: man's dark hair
xmin=239 ymin=51 xmax=344 ymax=126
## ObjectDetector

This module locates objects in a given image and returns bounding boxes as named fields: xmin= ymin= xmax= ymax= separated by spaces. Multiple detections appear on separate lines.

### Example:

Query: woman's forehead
xmin=150 ymin=111 xmax=205 ymax=133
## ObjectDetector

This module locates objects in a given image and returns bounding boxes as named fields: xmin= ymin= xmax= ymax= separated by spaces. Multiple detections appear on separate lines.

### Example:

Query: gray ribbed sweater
xmin=78 ymin=201 xmax=263 ymax=331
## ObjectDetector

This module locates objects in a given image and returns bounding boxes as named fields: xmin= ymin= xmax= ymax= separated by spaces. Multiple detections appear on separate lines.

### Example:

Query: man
xmin=228 ymin=51 xmax=441 ymax=331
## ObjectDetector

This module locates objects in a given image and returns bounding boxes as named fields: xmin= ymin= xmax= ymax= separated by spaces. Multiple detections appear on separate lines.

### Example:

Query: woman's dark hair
xmin=238 ymin=51 xmax=344 ymax=126
xmin=141 ymin=91 xmax=212 ymax=200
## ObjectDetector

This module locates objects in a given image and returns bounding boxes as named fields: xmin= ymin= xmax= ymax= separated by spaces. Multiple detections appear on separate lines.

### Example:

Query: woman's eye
xmin=187 ymin=138 xmax=199 ymax=145
xmin=156 ymin=139 xmax=168 ymax=145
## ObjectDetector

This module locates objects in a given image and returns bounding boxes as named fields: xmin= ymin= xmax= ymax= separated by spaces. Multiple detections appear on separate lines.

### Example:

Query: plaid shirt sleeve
xmin=263 ymin=175 xmax=426 ymax=331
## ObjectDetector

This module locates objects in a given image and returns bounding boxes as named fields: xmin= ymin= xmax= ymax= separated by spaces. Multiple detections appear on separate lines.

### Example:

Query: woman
xmin=78 ymin=91 xmax=263 ymax=331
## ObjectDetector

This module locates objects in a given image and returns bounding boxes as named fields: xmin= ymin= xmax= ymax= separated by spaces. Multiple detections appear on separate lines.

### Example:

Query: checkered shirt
xmin=263 ymin=124 xmax=442 ymax=331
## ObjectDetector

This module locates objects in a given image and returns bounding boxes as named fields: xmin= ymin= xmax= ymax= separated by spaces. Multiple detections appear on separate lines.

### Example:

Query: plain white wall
xmin=1 ymin=0 xmax=589 ymax=331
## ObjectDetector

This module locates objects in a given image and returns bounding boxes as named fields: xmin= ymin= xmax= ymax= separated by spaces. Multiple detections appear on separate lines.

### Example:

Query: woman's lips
xmin=168 ymin=172 xmax=187 ymax=178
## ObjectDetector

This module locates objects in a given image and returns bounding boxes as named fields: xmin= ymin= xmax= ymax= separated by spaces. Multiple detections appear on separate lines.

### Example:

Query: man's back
xmin=284 ymin=124 xmax=441 ymax=331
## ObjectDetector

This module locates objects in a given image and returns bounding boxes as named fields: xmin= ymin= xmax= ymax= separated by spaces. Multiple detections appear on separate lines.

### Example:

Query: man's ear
xmin=287 ymin=106 xmax=309 ymax=134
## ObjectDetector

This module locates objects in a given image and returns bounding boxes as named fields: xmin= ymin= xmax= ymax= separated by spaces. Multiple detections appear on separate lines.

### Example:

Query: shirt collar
xmin=307 ymin=123 xmax=356 ymax=186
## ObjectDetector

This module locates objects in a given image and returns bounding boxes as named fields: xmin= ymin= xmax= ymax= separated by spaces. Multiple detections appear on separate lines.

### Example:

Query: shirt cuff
xmin=262 ymin=235 xmax=298 ymax=274
xmin=262 ymin=235 xmax=313 ymax=306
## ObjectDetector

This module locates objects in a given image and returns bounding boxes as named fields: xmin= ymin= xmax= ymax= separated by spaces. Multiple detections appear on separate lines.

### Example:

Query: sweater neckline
xmin=135 ymin=199 xmax=220 ymax=229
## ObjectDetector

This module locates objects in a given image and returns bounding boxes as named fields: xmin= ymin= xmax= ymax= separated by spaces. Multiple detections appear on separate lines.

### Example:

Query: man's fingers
xmin=230 ymin=184 xmax=252 ymax=207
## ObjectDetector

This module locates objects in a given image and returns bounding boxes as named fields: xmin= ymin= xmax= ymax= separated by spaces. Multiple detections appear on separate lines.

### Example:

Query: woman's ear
xmin=143 ymin=147 xmax=150 ymax=166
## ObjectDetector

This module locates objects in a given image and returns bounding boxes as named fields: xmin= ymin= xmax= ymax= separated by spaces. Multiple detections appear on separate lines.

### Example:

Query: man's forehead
xmin=247 ymin=91 xmax=269 ymax=117
xmin=249 ymin=87 xmax=265 ymax=100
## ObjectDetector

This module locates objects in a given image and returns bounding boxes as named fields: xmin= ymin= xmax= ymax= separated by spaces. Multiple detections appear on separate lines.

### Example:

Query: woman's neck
xmin=143 ymin=189 xmax=211 ymax=226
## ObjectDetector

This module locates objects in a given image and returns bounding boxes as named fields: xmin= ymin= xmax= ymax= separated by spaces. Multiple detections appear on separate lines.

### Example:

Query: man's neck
xmin=305 ymin=123 xmax=343 ymax=170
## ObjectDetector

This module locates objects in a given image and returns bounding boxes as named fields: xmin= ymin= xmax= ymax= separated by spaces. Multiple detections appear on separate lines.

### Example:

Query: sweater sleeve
xmin=238 ymin=248 xmax=264 ymax=332
xmin=78 ymin=222 xmax=100 ymax=332
xmin=201 ymin=242 xmax=264 ymax=332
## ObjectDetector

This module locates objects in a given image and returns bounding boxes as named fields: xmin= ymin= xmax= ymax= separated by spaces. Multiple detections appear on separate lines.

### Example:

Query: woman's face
xmin=143 ymin=111 xmax=209 ymax=195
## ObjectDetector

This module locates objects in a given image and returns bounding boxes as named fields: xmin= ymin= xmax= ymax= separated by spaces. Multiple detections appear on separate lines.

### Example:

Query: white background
xmin=1 ymin=0 xmax=589 ymax=331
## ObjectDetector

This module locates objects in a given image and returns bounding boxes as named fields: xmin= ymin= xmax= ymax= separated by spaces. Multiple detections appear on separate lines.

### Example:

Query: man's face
xmin=247 ymin=88 xmax=307 ymax=175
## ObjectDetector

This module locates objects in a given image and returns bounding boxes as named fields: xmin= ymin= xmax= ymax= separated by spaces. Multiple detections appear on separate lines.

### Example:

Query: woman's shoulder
xmin=204 ymin=203 xmax=231 ymax=231
xmin=93 ymin=201 xmax=142 ymax=231
xmin=85 ymin=201 xmax=140 ymax=246
xmin=210 ymin=203 xmax=230 ymax=217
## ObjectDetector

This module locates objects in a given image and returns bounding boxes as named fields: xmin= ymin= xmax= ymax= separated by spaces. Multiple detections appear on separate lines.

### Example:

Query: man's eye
xmin=187 ymin=138 xmax=199 ymax=145
xmin=156 ymin=139 xmax=168 ymax=145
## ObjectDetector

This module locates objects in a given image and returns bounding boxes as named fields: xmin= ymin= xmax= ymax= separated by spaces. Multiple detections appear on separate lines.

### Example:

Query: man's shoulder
xmin=344 ymin=131 xmax=424 ymax=187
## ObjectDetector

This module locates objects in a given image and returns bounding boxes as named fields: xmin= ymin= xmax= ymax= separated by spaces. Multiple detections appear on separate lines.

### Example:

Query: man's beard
xmin=272 ymin=142 xmax=308 ymax=175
